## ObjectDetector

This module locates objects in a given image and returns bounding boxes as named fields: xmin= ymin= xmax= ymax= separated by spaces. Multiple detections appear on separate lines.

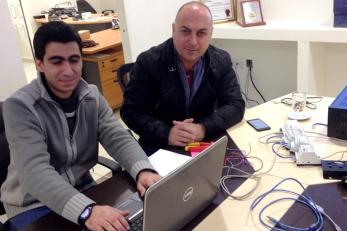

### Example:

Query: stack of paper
xmin=148 ymin=149 xmax=191 ymax=176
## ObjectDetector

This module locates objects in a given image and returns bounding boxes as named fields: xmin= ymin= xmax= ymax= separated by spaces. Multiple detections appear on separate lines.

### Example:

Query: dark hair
xmin=33 ymin=21 xmax=82 ymax=61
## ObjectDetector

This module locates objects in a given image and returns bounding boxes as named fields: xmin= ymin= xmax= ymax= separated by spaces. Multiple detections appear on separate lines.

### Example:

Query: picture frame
xmin=236 ymin=0 xmax=265 ymax=27
xmin=201 ymin=0 xmax=235 ymax=23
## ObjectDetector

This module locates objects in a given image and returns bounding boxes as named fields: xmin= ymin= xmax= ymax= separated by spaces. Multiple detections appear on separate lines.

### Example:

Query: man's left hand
xmin=137 ymin=171 xmax=161 ymax=197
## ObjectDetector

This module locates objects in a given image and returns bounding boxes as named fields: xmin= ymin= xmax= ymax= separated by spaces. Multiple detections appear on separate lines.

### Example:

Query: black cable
xmin=242 ymin=92 xmax=260 ymax=105
xmin=248 ymin=65 xmax=266 ymax=102
xmin=233 ymin=63 xmax=260 ymax=105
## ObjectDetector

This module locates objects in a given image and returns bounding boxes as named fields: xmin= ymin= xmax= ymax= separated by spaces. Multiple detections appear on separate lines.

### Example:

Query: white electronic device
xmin=282 ymin=120 xmax=321 ymax=165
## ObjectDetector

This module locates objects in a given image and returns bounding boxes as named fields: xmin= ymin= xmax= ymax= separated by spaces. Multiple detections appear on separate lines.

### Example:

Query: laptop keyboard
xmin=129 ymin=215 xmax=143 ymax=231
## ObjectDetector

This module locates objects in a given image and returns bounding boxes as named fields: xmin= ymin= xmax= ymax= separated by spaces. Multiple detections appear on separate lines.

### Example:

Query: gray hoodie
xmin=1 ymin=77 xmax=154 ymax=224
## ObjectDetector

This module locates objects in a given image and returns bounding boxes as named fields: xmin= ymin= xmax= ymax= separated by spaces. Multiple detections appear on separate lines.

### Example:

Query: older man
xmin=121 ymin=1 xmax=245 ymax=155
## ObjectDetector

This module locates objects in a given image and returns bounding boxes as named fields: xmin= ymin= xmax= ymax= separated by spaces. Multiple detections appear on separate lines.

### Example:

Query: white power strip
xmin=282 ymin=120 xmax=305 ymax=152
xmin=282 ymin=120 xmax=321 ymax=165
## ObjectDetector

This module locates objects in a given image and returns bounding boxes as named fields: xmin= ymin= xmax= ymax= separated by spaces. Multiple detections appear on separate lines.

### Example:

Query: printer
xmin=328 ymin=85 xmax=347 ymax=140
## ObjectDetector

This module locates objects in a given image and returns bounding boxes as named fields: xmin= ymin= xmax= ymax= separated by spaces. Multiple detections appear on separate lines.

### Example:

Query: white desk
xmin=194 ymin=95 xmax=347 ymax=230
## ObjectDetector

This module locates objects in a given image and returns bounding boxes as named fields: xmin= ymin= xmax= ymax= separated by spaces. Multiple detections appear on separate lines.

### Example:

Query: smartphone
xmin=247 ymin=118 xmax=271 ymax=131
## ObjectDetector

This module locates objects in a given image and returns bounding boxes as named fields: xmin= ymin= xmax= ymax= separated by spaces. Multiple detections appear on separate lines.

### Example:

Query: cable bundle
xmin=250 ymin=178 xmax=341 ymax=231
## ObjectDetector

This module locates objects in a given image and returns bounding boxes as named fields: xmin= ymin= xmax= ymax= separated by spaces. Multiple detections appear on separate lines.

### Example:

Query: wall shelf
xmin=213 ymin=21 xmax=347 ymax=43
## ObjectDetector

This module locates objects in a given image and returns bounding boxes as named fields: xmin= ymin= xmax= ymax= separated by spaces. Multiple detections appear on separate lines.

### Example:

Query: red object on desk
xmin=185 ymin=142 xmax=213 ymax=156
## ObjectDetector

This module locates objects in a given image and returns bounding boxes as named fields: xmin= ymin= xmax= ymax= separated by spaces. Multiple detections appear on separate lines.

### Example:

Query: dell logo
xmin=183 ymin=186 xmax=194 ymax=202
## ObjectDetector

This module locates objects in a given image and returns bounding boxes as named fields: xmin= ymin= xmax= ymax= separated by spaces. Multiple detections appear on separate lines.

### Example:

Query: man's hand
xmin=168 ymin=118 xmax=205 ymax=147
xmin=137 ymin=171 xmax=161 ymax=197
xmin=85 ymin=205 xmax=130 ymax=231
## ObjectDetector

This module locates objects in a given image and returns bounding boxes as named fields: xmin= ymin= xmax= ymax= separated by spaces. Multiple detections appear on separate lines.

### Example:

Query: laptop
xmin=115 ymin=136 xmax=228 ymax=231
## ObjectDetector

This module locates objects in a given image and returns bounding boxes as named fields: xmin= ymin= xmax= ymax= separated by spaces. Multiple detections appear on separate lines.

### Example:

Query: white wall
xmin=99 ymin=0 xmax=118 ymax=13
xmin=319 ymin=43 xmax=347 ymax=96
xmin=212 ymin=39 xmax=297 ymax=105
xmin=261 ymin=0 xmax=333 ymax=24
xmin=118 ymin=0 xmax=190 ymax=62
xmin=84 ymin=0 xmax=101 ymax=12
xmin=6 ymin=0 xmax=34 ymax=61
xmin=0 ymin=0 xmax=27 ymax=100
xmin=86 ymin=0 xmax=118 ymax=13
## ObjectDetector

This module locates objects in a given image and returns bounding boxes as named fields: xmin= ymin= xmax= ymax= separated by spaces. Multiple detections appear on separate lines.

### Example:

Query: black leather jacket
xmin=121 ymin=38 xmax=245 ymax=151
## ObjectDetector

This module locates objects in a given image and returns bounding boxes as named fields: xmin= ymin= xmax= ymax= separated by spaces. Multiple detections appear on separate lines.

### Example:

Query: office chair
xmin=0 ymin=102 xmax=10 ymax=230
xmin=0 ymin=101 xmax=122 ymax=229
xmin=116 ymin=63 xmax=139 ymax=140
xmin=117 ymin=63 xmax=134 ymax=93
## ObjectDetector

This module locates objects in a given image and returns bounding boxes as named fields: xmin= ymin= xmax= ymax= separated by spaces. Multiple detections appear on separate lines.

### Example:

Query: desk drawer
xmin=100 ymin=68 xmax=118 ymax=82
xmin=101 ymin=78 xmax=123 ymax=109
xmin=98 ymin=52 xmax=124 ymax=72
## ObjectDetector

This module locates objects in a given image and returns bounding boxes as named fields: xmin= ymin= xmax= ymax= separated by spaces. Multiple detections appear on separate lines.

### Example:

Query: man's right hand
xmin=85 ymin=205 xmax=130 ymax=231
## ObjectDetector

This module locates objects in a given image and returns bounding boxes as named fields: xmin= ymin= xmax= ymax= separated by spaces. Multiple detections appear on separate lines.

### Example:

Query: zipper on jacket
xmin=48 ymin=100 xmax=74 ymax=184
xmin=46 ymin=95 xmax=87 ymax=186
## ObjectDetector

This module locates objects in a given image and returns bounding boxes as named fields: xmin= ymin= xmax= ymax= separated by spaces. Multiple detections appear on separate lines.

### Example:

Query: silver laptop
xmin=116 ymin=136 xmax=228 ymax=231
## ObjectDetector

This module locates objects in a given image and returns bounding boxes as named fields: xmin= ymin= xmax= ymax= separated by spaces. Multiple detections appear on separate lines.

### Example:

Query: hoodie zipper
xmin=46 ymin=94 xmax=87 ymax=186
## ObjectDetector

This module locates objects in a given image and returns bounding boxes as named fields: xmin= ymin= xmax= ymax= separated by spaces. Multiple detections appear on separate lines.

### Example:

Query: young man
xmin=121 ymin=1 xmax=245 ymax=155
xmin=1 ymin=21 xmax=160 ymax=231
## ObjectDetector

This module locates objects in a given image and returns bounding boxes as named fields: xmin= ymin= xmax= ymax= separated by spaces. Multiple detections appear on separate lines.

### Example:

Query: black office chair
xmin=116 ymin=63 xmax=138 ymax=140
xmin=0 ymin=101 xmax=121 ymax=229
xmin=117 ymin=63 xmax=134 ymax=93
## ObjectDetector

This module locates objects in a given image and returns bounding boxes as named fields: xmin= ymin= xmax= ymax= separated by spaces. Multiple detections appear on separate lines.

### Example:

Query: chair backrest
xmin=0 ymin=102 xmax=10 ymax=215
xmin=117 ymin=63 xmax=134 ymax=93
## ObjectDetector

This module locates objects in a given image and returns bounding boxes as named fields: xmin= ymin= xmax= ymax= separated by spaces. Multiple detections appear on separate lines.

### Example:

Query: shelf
xmin=213 ymin=21 xmax=347 ymax=43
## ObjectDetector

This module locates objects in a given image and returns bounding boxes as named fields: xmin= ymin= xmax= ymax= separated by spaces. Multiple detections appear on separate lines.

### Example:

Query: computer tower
xmin=328 ymin=86 xmax=347 ymax=140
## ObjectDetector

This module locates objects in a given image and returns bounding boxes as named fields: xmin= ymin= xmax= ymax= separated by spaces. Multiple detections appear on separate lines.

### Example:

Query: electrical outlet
xmin=246 ymin=59 xmax=253 ymax=68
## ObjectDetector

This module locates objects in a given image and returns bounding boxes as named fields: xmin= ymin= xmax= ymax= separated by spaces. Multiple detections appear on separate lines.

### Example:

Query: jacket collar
xmin=36 ymin=74 xmax=91 ymax=102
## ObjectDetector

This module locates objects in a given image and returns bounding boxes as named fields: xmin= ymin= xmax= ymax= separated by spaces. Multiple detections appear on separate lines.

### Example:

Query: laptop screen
xmin=114 ymin=136 xmax=227 ymax=231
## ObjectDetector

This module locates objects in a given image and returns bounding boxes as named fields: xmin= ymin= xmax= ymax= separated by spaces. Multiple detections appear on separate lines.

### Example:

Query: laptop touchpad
xmin=114 ymin=192 xmax=143 ymax=219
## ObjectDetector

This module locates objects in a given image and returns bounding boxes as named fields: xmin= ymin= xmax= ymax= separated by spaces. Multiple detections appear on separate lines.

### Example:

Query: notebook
xmin=115 ymin=136 xmax=227 ymax=231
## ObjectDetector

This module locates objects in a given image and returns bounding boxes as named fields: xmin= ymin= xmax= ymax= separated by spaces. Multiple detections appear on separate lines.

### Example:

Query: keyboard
xmin=129 ymin=215 xmax=143 ymax=231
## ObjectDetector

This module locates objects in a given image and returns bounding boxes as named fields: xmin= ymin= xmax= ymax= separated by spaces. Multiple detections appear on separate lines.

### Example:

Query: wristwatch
xmin=78 ymin=203 xmax=96 ymax=227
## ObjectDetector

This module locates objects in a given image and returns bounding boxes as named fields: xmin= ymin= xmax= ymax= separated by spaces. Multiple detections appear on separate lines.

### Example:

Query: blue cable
xmin=250 ymin=178 xmax=324 ymax=231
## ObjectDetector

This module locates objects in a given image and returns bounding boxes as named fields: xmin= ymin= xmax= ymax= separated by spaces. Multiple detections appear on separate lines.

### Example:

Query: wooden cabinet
xmin=82 ymin=47 xmax=124 ymax=109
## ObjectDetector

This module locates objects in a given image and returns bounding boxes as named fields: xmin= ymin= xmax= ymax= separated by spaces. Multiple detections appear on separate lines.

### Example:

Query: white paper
xmin=149 ymin=149 xmax=191 ymax=176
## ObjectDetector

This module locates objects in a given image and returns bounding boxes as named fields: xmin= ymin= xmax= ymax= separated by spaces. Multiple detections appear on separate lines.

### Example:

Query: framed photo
xmin=236 ymin=0 xmax=265 ymax=27
xmin=202 ymin=0 xmax=235 ymax=23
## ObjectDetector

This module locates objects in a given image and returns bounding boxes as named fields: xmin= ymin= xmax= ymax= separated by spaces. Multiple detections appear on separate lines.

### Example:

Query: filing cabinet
xmin=82 ymin=47 xmax=124 ymax=109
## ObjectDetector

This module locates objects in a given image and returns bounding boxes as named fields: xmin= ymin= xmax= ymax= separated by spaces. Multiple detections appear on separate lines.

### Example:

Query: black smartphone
xmin=247 ymin=118 xmax=271 ymax=131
